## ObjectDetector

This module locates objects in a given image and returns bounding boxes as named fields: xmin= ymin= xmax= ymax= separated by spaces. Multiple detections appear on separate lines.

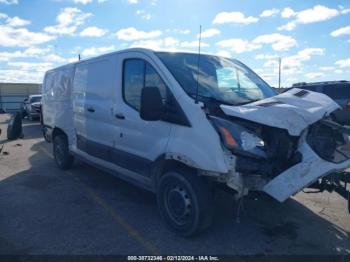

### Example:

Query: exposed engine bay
xmin=202 ymin=88 xmax=350 ymax=211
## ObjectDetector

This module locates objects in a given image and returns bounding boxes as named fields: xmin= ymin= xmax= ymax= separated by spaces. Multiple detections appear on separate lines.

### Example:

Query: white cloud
xmin=305 ymin=72 xmax=325 ymax=79
xmin=213 ymin=11 xmax=259 ymax=24
xmin=335 ymin=69 xmax=343 ymax=74
xmin=216 ymin=38 xmax=260 ymax=53
xmin=277 ymin=22 xmax=296 ymax=31
xmin=0 ymin=60 xmax=55 ymax=83
xmin=81 ymin=45 xmax=115 ymax=57
xmin=320 ymin=66 xmax=335 ymax=71
xmin=44 ymin=54 xmax=67 ymax=63
xmin=166 ymin=28 xmax=191 ymax=34
xmin=335 ymin=58 xmax=350 ymax=68
xmin=262 ymin=48 xmax=324 ymax=79
xmin=215 ymin=50 xmax=231 ymax=58
xmin=253 ymin=33 xmax=297 ymax=51
xmin=180 ymin=41 xmax=209 ymax=48
xmin=0 ymin=13 xmax=31 ymax=27
xmin=331 ymin=26 xmax=350 ymax=37
xmin=0 ymin=25 xmax=56 ymax=47
xmin=341 ymin=8 xmax=350 ymax=14
xmin=260 ymin=8 xmax=279 ymax=17
xmin=44 ymin=7 xmax=92 ymax=35
xmin=282 ymin=48 xmax=324 ymax=69
xmin=130 ymin=39 xmax=163 ymax=50
xmin=6 ymin=16 xmax=31 ymax=27
xmin=178 ymin=29 xmax=190 ymax=34
xmin=116 ymin=27 xmax=162 ymax=41
xmin=255 ymin=54 xmax=278 ymax=60
xmin=0 ymin=69 xmax=43 ymax=83
xmin=163 ymin=37 xmax=179 ymax=47
xmin=200 ymin=28 xmax=220 ymax=38
xmin=136 ymin=10 xmax=151 ymax=20
xmin=296 ymin=5 xmax=339 ymax=24
xmin=8 ymin=61 xmax=53 ymax=72
xmin=73 ymin=0 xmax=92 ymax=4
xmin=0 ymin=47 xmax=51 ymax=61
xmin=129 ymin=37 xmax=208 ymax=51
xmin=127 ymin=0 xmax=138 ymax=4
xmin=279 ymin=5 xmax=339 ymax=31
xmin=80 ymin=26 xmax=108 ymax=37
xmin=0 ymin=0 xmax=18 ymax=4
xmin=281 ymin=7 xmax=296 ymax=18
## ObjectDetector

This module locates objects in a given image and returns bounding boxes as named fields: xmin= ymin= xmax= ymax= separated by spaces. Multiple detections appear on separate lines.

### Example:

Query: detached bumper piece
xmin=307 ymin=119 xmax=350 ymax=163
xmin=263 ymin=118 xmax=350 ymax=202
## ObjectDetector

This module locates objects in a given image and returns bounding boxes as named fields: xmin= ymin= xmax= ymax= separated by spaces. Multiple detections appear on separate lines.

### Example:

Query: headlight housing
xmin=210 ymin=116 xmax=267 ymax=159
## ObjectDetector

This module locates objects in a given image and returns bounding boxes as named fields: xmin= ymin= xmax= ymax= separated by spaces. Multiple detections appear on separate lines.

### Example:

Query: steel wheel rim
xmin=164 ymin=184 xmax=192 ymax=226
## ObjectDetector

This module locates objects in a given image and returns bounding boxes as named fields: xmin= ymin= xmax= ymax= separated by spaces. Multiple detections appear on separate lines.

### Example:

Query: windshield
xmin=30 ymin=96 xmax=41 ymax=103
xmin=156 ymin=52 xmax=277 ymax=105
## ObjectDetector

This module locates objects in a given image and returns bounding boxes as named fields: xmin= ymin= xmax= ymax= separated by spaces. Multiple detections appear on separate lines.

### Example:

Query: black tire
xmin=42 ymin=126 xmax=51 ymax=143
xmin=157 ymin=169 xmax=213 ymax=236
xmin=53 ymin=135 xmax=74 ymax=170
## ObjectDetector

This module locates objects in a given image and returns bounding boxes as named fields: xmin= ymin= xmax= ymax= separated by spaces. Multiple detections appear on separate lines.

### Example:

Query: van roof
xmin=44 ymin=48 xmax=232 ymax=73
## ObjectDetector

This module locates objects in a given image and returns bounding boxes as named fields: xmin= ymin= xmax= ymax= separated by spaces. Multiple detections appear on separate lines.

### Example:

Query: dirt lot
xmin=0 ymin=113 xmax=349 ymax=255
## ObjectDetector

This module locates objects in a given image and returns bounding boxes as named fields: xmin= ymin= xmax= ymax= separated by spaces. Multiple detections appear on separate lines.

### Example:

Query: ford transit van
xmin=42 ymin=48 xmax=350 ymax=236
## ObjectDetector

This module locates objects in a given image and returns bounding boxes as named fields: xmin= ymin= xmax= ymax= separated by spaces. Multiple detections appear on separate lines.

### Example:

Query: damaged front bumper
xmin=263 ymin=119 xmax=350 ymax=202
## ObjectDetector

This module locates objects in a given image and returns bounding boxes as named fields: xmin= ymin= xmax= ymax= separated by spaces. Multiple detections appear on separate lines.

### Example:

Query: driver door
xmin=112 ymin=52 xmax=172 ymax=176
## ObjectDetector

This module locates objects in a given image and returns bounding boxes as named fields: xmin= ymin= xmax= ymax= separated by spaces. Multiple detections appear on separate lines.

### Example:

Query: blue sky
xmin=0 ymin=0 xmax=349 ymax=87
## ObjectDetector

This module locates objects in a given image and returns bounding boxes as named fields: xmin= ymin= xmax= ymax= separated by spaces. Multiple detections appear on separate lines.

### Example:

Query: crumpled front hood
xmin=220 ymin=88 xmax=340 ymax=136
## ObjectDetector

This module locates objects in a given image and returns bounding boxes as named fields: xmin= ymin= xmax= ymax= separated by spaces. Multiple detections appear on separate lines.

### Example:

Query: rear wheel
xmin=53 ymin=135 xmax=74 ymax=169
xmin=157 ymin=169 xmax=213 ymax=236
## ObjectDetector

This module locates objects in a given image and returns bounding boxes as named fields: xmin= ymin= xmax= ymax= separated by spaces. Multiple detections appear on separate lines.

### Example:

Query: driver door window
xmin=123 ymin=59 xmax=167 ymax=111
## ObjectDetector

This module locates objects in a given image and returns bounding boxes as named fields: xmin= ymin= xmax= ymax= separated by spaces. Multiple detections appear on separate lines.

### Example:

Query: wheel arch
xmin=150 ymin=155 xmax=199 ymax=192
xmin=52 ymin=127 xmax=68 ymax=140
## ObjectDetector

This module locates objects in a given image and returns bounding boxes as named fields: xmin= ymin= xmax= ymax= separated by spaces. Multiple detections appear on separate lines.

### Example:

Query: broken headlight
xmin=210 ymin=116 xmax=267 ymax=159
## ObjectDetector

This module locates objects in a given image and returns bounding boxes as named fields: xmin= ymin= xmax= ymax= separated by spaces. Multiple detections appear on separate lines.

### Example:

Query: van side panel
xmin=42 ymin=65 xmax=75 ymax=145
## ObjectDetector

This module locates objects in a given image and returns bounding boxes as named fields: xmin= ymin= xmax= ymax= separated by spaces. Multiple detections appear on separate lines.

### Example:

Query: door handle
xmin=115 ymin=113 xmax=125 ymax=119
xmin=87 ymin=107 xmax=95 ymax=113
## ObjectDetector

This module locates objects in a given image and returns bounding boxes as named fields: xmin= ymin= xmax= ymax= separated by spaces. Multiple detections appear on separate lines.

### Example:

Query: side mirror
xmin=140 ymin=87 xmax=164 ymax=121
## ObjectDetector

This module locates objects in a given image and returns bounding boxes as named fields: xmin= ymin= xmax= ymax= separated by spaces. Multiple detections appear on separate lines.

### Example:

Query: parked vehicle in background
xmin=42 ymin=48 xmax=350 ymax=236
xmin=24 ymin=94 xmax=42 ymax=120
xmin=293 ymin=81 xmax=350 ymax=125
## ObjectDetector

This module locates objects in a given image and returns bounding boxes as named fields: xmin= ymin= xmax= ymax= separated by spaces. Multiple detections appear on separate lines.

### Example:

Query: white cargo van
xmin=42 ymin=48 xmax=350 ymax=236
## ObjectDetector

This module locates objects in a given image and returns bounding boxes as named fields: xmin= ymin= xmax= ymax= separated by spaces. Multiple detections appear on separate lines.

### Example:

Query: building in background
xmin=0 ymin=83 xmax=41 ymax=113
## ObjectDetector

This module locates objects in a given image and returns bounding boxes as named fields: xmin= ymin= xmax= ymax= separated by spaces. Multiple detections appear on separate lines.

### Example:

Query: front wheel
xmin=157 ymin=170 xmax=213 ymax=236
xmin=53 ymin=135 xmax=74 ymax=170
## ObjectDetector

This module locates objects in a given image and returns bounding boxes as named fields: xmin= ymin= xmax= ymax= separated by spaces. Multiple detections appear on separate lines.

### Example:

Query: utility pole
xmin=78 ymin=54 xmax=81 ymax=61
xmin=278 ymin=57 xmax=282 ymax=89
